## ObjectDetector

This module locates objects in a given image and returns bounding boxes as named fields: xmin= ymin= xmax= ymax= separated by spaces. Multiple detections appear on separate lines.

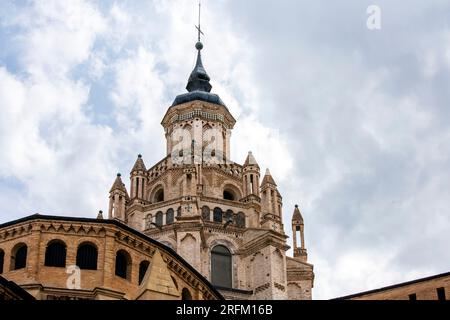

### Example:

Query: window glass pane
xmin=213 ymin=208 xmax=223 ymax=223
xmin=211 ymin=245 xmax=232 ymax=288
xmin=155 ymin=212 xmax=163 ymax=227
xmin=202 ymin=206 xmax=210 ymax=221
xmin=166 ymin=209 xmax=174 ymax=224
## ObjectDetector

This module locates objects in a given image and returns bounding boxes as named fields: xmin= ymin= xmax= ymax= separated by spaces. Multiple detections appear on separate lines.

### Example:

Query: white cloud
xmin=1 ymin=0 xmax=450 ymax=301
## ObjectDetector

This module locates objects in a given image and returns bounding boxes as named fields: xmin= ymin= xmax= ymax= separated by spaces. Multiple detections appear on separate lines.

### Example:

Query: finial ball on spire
xmin=196 ymin=41 xmax=203 ymax=50
xmin=138 ymin=154 xmax=142 ymax=158
xmin=295 ymin=204 xmax=299 ymax=208
xmin=117 ymin=173 xmax=121 ymax=177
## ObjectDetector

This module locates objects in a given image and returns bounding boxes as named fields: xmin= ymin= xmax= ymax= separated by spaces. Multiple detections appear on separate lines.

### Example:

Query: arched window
xmin=76 ymin=242 xmax=98 ymax=270
xmin=11 ymin=243 xmax=27 ymax=271
xmin=202 ymin=206 xmax=210 ymax=221
xmin=138 ymin=260 xmax=150 ymax=285
xmin=211 ymin=245 xmax=232 ymax=288
xmin=236 ymin=212 xmax=246 ymax=228
xmin=181 ymin=288 xmax=192 ymax=300
xmin=213 ymin=207 xmax=223 ymax=223
xmin=223 ymin=190 xmax=235 ymax=201
xmin=154 ymin=188 xmax=164 ymax=203
xmin=44 ymin=240 xmax=66 ymax=268
xmin=115 ymin=250 xmax=132 ymax=280
xmin=155 ymin=211 xmax=163 ymax=227
xmin=0 ymin=249 xmax=4 ymax=274
xmin=166 ymin=209 xmax=174 ymax=225
xmin=224 ymin=209 xmax=233 ymax=223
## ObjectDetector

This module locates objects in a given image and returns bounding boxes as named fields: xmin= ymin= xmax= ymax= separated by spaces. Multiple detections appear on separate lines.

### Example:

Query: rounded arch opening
xmin=10 ymin=243 xmax=27 ymax=271
xmin=213 ymin=207 xmax=223 ymax=223
xmin=211 ymin=245 xmax=232 ymax=288
xmin=166 ymin=208 xmax=175 ymax=225
xmin=154 ymin=189 xmax=164 ymax=203
xmin=115 ymin=250 xmax=132 ymax=280
xmin=149 ymin=185 xmax=165 ymax=204
xmin=76 ymin=242 xmax=98 ymax=270
xmin=181 ymin=288 xmax=192 ymax=300
xmin=44 ymin=239 xmax=67 ymax=268
xmin=155 ymin=211 xmax=163 ymax=227
xmin=222 ymin=184 xmax=242 ymax=201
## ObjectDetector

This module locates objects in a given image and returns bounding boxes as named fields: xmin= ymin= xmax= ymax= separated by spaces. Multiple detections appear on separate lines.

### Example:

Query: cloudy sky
xmin=1 ymin=0 xmax=450 ymax=299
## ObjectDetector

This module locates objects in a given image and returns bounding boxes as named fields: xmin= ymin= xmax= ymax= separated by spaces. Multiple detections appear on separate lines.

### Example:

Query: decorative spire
xmin=262 ymin=168 xmax=277 ymax=186
xmin=292 ymin=204 xmax=303 ymax=223
xmin=131 ymin=154 xmax=147 ymax=172
xmin=244 ymin=151 xmax=259 ymax=168
xmin=109 ymin=173 xmax=127 ymax=193
xmin=186 ymin=0 xmax=212 ymax=93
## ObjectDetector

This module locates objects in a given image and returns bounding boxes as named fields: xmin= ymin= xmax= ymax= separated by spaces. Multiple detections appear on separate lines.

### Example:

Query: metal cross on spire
xmin=195 ymin=0 xmax=204 ymax=43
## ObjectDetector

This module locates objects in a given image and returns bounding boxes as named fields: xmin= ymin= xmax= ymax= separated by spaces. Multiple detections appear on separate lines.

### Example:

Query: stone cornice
xmin=161 ymin=101 xmax=236 ymax=130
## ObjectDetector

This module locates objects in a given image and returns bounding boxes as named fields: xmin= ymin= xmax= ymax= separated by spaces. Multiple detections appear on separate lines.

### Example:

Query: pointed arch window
xmin=211 ymin=245 xmax=232 ymax=288
xmin=44 ymin=240 xmax=67 ymax=268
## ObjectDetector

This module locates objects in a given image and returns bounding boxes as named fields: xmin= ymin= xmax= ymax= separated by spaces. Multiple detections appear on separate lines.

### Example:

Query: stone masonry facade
xmin=0 ymin=215 xmax=222 ymax=300
xmin=107 ymin=39 xmax=314 ymax=300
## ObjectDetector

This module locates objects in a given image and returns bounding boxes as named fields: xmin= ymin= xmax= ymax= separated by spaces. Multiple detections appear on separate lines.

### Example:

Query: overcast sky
xmin=1 ymin=0 xmax=450 ymax=299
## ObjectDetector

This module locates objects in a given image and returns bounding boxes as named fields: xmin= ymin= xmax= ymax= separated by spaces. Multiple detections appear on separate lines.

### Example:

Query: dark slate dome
xmin=172 ymin=42 xmax=226 ymax=108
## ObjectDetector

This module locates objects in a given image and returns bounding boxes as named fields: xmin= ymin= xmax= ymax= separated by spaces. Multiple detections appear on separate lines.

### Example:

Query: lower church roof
xmin=0 ymin=214 xmax=224 ymax=300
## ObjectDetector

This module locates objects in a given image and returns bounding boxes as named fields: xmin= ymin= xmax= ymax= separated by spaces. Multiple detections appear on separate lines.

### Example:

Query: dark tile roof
xmin=0 ymin=275 xmax=36 ymax=300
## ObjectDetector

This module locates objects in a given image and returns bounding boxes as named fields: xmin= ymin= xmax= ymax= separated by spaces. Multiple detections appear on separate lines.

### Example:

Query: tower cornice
xmin=161 ymin=100 xmax=236 ymax=130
